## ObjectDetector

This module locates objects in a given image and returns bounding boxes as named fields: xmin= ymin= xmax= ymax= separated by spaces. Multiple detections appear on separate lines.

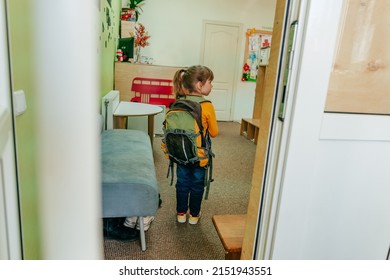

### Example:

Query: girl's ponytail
xmin=173 ymin=69 xmax=187 ymax=99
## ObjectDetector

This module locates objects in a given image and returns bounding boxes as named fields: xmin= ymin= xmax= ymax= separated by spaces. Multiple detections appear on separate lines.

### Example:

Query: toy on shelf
xmin=116 ymin=49 xmax=124 ymax=62
xmin=121 ymin=8 xmax=136 ymax=22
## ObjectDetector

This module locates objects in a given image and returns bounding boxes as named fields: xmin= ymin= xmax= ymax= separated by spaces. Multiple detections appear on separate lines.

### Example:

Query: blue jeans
xmin=176 ymin=164 xmax=206 ymax=216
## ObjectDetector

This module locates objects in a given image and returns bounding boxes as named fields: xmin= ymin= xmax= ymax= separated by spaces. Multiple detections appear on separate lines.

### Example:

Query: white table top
xmin=113 ymin=101 xmax=163 ymax=117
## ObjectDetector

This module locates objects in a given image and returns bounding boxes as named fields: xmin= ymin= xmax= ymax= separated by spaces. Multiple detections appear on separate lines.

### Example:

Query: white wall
xmin=125 ymin=0 xmax=276 ymax=121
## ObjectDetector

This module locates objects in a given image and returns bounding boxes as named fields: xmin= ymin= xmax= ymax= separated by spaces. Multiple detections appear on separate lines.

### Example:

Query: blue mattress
xmin=101 ymin=129 xmax=159 ymax=217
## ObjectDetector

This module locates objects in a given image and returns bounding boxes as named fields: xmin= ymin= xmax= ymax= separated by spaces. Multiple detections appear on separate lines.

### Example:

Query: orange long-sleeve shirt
xmin=200 ymin=101 xmax=218 ymax=138
xmin=183 ymin=95 xmax=218 ymax=138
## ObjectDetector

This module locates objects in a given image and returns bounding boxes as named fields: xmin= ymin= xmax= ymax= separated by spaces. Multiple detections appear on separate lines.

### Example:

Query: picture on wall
xmin=242 ymin=29 xmax=272 ymax=82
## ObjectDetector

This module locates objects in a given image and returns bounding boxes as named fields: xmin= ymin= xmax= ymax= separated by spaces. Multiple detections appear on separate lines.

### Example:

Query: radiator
xmin=101 ymin=90 xmax=120 ymax=130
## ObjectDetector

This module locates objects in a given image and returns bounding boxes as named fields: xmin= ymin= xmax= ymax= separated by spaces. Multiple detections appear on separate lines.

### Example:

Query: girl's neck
xmin=188 ymin=93 xmax=203 ymax=97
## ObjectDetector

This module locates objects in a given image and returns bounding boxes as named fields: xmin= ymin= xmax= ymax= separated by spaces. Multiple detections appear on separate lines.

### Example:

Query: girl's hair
xmin=173 ymin=65 xmax=214 ymax=98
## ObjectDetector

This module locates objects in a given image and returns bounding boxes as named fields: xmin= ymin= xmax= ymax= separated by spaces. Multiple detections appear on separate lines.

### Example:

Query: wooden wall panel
xmin=325 ymin=0 xmax=390 ymax=115
xmin=252 ymin=66 xmax=266 ymax=119
xmin=241 ymin=0 xmax=287 ymax=260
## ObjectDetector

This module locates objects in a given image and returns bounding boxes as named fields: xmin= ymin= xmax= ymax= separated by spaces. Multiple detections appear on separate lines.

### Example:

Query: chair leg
xmin=138 ymin=216 xmax=146 ymax=251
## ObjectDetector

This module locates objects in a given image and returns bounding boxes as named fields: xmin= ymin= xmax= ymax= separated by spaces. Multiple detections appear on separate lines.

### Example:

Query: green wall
xmin=7 ymin=0 xmax=121 ymax=259
xmin=100 ymin=0 xmax=121 ymax=101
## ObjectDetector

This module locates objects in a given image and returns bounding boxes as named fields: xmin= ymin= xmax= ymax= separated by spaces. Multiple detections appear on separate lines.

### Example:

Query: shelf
xmin=239 ymin=64 xmax=267 ymax=144
xmin=240 ymin=118 xmax=260 ymax=144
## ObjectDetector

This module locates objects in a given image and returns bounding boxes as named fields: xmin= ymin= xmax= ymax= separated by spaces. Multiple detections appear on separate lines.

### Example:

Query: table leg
xmin=115 ymin=116 xmax=126 ymax=129
xmin=147 ymin=115 xmax=154 ymax=147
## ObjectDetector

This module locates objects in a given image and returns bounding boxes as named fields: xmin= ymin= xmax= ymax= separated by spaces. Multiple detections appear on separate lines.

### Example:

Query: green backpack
xmin=161 ymin=98 xmax=214 ymax=199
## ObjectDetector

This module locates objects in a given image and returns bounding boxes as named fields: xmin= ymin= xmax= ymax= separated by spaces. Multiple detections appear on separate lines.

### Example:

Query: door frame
xmin=199 ymin=20 xmax=243 ymax=121
xmin=240 ymin=0 xmax=289 ymax=260
xmin=253 ymin=0 xmax=308 ymax=259
xmin=0 ymin=0 xmax=23 ymax=259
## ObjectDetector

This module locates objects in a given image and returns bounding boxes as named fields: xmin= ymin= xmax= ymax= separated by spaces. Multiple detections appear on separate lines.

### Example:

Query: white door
xmin=0 ymin=0 xmax=22 ymax=260
xmin=200 ymin=21 xmax=241 ymax=121
xmin=256 ymin=0 xmax=390 ymax=260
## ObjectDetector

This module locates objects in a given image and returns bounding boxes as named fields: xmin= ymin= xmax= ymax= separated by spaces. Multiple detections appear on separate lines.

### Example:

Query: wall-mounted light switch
xmin=13 ymin=90 xmax=27 ymax=116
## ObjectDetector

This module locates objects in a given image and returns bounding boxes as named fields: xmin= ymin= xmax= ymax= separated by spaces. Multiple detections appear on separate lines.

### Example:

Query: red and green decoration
xmin=134 ymin=23 xmax=150 ymax=48
xmin=242 ymin=63 xmax=252 ymax=81
xmin=127 ymin=0 xmax=145 ymax=21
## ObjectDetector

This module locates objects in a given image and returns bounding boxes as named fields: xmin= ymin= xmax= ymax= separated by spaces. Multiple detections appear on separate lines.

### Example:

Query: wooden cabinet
xmin=240 ymin=65 xmax=267 ymax=144
xmin=114 ymin=62 xmax=182 ymax=101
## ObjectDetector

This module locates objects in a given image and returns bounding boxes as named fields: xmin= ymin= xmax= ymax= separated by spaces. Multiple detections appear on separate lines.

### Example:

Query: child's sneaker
xmin=137 ymin=216 xmax=155 ymax=231
xmin=177 ymin=212 xmax=186 ymax=223
xmin=124 ymin=216 xmax=137 ymax=228
xmin=124 ymin=216 xmax=155 ymax=231
xmin=188 ymin=212 xmax=201 ymax=225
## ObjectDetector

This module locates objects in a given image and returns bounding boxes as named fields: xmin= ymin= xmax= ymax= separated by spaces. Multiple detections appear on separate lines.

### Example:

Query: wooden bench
xmin=212 ymin=214 xmax=246 ymax=260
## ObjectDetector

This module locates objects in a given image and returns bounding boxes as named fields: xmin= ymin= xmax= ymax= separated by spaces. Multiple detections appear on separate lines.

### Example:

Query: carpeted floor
xmin=104 ymin=121 xmax=256 ymax=260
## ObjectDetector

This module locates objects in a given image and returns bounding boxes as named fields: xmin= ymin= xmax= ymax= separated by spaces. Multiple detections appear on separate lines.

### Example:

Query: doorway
xmin=200 ymin=21 xmax=242 ymax=121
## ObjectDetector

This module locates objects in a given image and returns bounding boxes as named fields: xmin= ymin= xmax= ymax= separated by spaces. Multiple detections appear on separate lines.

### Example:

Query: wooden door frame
xmin=241 ymin=0 xmax=288 ymax=260
xmin=200 ymin=20 xmax=243 ymax=121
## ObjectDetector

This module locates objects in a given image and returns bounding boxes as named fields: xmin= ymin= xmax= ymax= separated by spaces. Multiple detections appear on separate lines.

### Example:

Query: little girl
xmin=172 ymin=65 xmax=218 ymax=224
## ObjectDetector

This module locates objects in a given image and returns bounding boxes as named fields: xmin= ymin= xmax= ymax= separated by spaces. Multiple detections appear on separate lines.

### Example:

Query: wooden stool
xmin=212 ymin=214 xmax=246 ymax=260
